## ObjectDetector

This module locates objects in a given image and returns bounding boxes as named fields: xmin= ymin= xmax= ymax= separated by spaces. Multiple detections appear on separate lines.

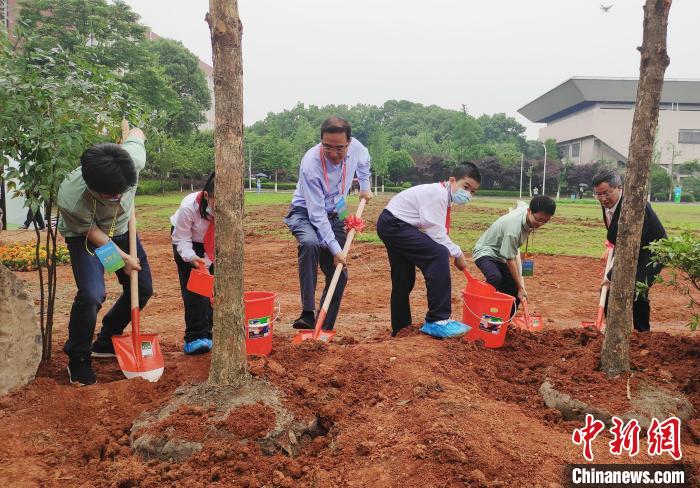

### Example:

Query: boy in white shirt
xmin=377 ymin=163 xmax=481 ymax=338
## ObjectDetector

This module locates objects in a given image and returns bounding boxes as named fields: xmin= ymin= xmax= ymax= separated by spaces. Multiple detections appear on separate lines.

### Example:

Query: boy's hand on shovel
xmin=453 ymin=254 xmax=468 ymax=271
xmin=123 ymin=254 xmax=142 ymax=275
xmin=517 ymin=287 xmax=528 ymax=301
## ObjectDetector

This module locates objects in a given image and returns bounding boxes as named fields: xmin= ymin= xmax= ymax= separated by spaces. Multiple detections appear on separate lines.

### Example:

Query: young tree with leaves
xmin=0 ymin=36 xmax=125 ymax=360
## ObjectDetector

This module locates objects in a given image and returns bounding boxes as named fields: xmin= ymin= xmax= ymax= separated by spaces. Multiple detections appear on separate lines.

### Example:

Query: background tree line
xmin=3 ymin=0 xmax=697 ymax=201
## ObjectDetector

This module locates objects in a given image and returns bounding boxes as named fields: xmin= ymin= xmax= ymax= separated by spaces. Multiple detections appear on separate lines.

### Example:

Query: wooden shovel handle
xmin=120 ymin=119 xmax=130 ymax=144
xmin=318 ymin=198 xmax=366 ymax=315
xmin=311 ymin=198 xmax=367 ymax=339
xmin=598 ymin=250 xmax=614 ymax=307
xmin=129 ymin=208 xmax=138 ymax=311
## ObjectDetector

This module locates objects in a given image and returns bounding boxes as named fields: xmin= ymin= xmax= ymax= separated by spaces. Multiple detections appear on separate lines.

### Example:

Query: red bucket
xmin=186 ymin=263 xmax=214 ymax=298
xmin=244 ymin=291 xmax=280 ymax=356
xmin=462 ymin=286 xmax=516 ymax=349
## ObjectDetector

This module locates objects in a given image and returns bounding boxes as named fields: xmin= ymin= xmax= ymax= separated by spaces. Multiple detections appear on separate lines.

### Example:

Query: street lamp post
xmin=519 ymin=153 xmax=524 ymax=199
xmin=542 ymin=141 xmax=547 ymax=195
xmin=248 ymin=144 xmax=252 ymax=190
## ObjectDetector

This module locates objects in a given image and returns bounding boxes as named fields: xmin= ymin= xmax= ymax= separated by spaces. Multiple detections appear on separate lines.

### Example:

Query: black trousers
xmin=284 ymin=206 xmax=347 ymax=330
xmin=474 ymin=256 xmax=520 ymax=314
xmin=64 ymin=232 xmax=153 ymax=359
xmin=604 ymin=290 xmax=651 ymax=332
xmin=376 ymin=210 xmax=452 ymax=336
xmin=172 ymin=239 xmax=214 ymax=342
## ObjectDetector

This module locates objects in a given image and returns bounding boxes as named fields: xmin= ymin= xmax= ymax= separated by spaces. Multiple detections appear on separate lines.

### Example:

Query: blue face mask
xmin=451 ymin=188 xmax=472 ymax=205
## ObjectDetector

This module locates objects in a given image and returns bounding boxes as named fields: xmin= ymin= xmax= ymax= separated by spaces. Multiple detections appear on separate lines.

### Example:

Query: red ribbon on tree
xmin=344 ymin=215 xmax=366 ymax=233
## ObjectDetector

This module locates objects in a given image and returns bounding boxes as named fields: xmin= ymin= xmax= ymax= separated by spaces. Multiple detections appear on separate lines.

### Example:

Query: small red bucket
xmin=462 ymin=285 xmax=516 ymax=349
xmin=244 ymin=291 xmax=280 ymax=356
xmin=186 ymin=263 xmax=214 ymax=298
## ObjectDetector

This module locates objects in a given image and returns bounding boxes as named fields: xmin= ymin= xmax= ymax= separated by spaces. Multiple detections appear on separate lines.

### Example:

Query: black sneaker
xmin=67 ymin=357 xmax=97 ymax=386
xmin=91 ymin=340 xmax=116 ymax=358
xmin=292 ymin=311 xmax=315 ymax=330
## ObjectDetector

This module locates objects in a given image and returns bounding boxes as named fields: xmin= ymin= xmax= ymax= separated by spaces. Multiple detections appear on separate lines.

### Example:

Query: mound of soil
xmin=1 ymin=221 xmax=698 ymax=487
xmin=1 ymin=326 xmax=698 ymax=487
xmin=544 ymin=331 xmax=699 ymax=419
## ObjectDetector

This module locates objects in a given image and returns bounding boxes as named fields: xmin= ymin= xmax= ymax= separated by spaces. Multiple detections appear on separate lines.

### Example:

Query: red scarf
xmin=441 ymin=182 xmax=451 ymax=234
xmin=196 ymin=192 xmax=215 ymax=261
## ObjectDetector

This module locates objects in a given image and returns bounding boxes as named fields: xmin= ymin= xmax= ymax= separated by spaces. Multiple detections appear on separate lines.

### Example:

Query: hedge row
xmin=137 ymin=179 xmax=180 ymax=195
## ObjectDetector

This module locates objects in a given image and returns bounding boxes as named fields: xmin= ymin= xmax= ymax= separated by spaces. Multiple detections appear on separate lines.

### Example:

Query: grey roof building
xmin=518 ymin=77 xmax=700 ymax=169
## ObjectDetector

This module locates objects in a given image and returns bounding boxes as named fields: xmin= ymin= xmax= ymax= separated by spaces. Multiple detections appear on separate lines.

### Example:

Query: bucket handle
xmin=273 ymin=295 xmax=281 ymax=322
xmin=462 ymin=294 xmax=519 ymax=324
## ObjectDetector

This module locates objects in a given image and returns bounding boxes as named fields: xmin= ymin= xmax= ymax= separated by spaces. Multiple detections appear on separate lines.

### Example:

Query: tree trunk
xmin=600 ymin=0 xmax=671 ymax=377
xmin=274 ymin=169 xmax=278 ymax=192
xmin=206 ymin=0 xmax=248 ymax=386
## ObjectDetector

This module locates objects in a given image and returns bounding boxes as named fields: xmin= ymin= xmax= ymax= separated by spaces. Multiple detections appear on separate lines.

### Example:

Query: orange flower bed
xmin=0 ymin=243 xmax=70 ymax=272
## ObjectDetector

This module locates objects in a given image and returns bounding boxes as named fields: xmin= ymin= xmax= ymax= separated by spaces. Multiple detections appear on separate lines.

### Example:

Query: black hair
xmin=80 ymin=143 xmax=136 ymax=194
xmin=320 ymin=117 xmax=351 ymax=141
xmin=529 ymin=195 xmax=556 ymax=216
xmin=592 ymin=168 xmax=622 ymax=188
xmin=199 ymin=172 xmax=215 ymax=220
xmin=451 ymin=162 xmax=481 ymax=183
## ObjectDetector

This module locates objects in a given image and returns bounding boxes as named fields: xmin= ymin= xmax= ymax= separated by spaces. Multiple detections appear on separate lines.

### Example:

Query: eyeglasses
xmin=593 ymin=189 xmax=616 ymax=199
xmin=321 ymin=143 xmax=349 ymax=153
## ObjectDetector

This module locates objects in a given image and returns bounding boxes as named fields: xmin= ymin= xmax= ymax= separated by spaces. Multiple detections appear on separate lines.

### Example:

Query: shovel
xmin=111 ymin=209 xmax=164 ymax=382
xmin=292 ymin=198 xmax=367 ymax=344
xmin=581 ymin=250 xmax=614 ymax=330
xmin=512 ymin=298 xmax=543 ymax=331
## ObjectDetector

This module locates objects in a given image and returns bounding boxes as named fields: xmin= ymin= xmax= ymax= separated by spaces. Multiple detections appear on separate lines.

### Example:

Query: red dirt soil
xmin=0 ymin=216 xmax=698 ymax=486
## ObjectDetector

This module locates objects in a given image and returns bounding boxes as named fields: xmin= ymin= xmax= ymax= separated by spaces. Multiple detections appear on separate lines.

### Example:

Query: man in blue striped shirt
xmin=285 ymin=117 xmax=372 ymax=330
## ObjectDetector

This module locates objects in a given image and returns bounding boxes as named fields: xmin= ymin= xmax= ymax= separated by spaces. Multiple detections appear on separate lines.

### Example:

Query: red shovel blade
xmin=112 ymin=333 xmax=164 ymax=382
xmin=112 ymin=309 xmax=164 ymax=382
xmin=291 ymin=330 xmax=336 ymax=344
xmin=512 ymin=300 xmax=543 ymax=332
xmin=581 ymin=307 xmax=606 ymax=330
xmin=186 ymin=263 xmax=214 ymax=298
xmin=292 ymin=309 xmax=336 ymax=344
xmin=527 ymin=313 xmax=543 ymax=331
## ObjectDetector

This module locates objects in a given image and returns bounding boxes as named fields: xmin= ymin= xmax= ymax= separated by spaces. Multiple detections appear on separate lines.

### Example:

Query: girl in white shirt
xmin=170 ymin=172 xmax=215 ymax=355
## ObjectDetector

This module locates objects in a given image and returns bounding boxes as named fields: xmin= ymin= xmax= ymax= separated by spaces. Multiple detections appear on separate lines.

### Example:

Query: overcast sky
xmin=122 ymin=0 xmax=699 ymax=139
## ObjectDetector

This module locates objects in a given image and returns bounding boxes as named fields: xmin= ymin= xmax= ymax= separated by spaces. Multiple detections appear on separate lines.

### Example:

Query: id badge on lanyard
xmin=95 ymin=240 xmax=125 ymax=272
xmin=87 ymin=197 xmax=125 ymax=272
xmin=320 ymin=146 xmax=348 ymax=219
xmin=521 ymin=233 xmax=534 ymax=277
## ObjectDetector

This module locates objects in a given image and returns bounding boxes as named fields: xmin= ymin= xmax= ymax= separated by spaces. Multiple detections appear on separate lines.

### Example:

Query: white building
xmin=197 ymin=59 xmax=215 ymax=131
xmin=518 ymin=77 xmax=700 ymax=171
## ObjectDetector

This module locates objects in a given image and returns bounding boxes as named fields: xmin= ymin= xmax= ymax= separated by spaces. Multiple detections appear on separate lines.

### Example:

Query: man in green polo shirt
xmin=472 ymin=195 xmax=556 ymax=312
xmin=58 ymin=127 xmax=153 ymax=386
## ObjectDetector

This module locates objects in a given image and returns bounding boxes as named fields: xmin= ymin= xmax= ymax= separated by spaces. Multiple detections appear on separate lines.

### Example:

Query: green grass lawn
xmin=135 ymin=191 xmax=293 ymax=231
xmin=136 ymin=191 xmax=699 ymax=258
